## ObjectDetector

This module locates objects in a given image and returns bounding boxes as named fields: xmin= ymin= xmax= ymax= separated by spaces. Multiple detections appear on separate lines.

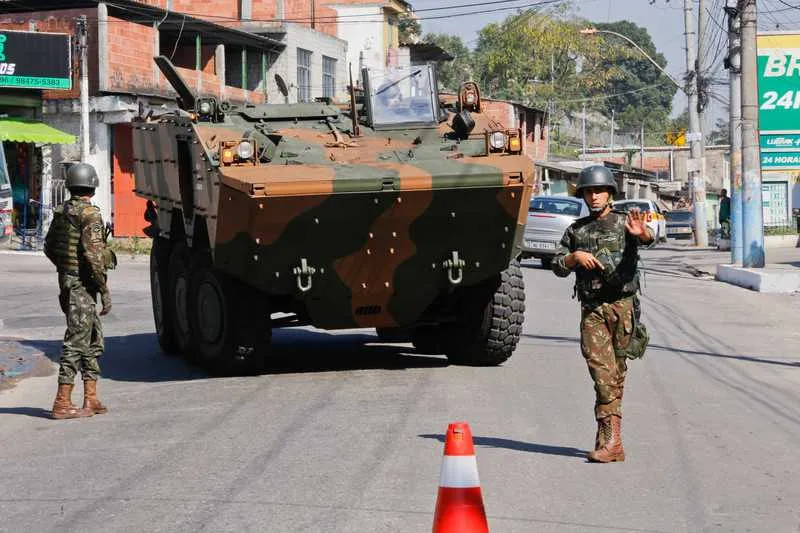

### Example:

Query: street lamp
xmin=580 ymin=28 xmax=685 ymax=93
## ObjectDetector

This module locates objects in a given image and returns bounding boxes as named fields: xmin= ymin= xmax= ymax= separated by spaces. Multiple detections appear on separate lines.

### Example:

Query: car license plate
xmin=526 ymin=240 xmax=556 ymax=250
xmin=672 ymin=227 xmax=692 ymax=233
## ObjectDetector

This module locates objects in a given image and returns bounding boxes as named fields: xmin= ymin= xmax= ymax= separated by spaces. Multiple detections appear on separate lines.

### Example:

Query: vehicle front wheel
xmin=190 ymin=267 xmax=271 ymax=375
xmin=443 ymin=259 xmax=526 ymax=366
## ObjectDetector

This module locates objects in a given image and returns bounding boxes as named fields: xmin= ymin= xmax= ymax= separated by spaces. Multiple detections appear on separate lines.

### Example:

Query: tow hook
xmin=443 ymin=251 xmax=466 ymax=285
xmin=293 ymin=258 xmax=317 ymax=293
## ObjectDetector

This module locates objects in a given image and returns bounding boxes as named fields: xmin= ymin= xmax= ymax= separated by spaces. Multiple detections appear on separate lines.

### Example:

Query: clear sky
xmin=414 ymin=0 xmax=800 ymax=125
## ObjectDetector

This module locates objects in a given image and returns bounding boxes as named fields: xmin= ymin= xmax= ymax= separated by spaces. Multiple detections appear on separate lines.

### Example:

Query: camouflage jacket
xmin=552 ymin=211 xmax=646 ymax=304
xmin=44 ymin=196 xmax=109 ymax=294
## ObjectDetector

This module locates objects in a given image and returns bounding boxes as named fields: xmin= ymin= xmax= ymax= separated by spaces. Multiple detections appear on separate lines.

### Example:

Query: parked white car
xmin=522 ymin=196 xmax=589 ymax=268
xmin=612 ymin=199 xmax=667 ymax=243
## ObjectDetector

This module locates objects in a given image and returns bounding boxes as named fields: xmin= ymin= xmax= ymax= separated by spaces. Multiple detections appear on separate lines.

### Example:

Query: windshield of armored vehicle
xmin=367 ymin=65 xmax=438 ymax=128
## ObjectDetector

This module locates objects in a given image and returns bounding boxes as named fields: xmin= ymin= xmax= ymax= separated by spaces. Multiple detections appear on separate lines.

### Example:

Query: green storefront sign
xmin=760 ymin=133 xmax=800 ymax=149
xmin=760 ymin=152 xmax=800 ymax=170
xmin=757 ymin=33 xmax=800 ymax=170
xmin=0 ymin=30 xmax=71 ymax=90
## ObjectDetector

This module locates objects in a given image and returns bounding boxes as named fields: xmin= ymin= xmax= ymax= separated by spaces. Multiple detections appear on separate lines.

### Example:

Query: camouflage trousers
xmin=57 ymin=273 xmax=103 ymax=385
xmin=579 ymin=296 xmax=635 ymax=420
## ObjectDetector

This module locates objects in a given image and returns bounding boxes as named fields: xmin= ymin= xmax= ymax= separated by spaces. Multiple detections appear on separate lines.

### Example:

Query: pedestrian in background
xmin=551 ymin=166 xmax=653 ymax=462
xmin=44 ymin=163 xmax=114 ymax=419
xmin=719 ymin=188 xmax=731 ymax=239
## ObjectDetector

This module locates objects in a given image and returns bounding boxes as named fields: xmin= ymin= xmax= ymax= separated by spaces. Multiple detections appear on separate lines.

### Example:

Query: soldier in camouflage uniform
xmin=44 ymin=163 xmax=113 ymax=420
xmin=552 ymin=166 xmax=653 ymax=462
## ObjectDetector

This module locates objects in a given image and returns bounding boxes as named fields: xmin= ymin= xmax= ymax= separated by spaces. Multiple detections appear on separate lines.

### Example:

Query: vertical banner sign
xmin=0 ymin=30 xmax=71 ymax=90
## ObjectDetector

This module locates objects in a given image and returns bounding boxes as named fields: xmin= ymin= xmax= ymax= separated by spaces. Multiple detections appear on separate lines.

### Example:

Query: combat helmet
xmin=65 ymin=162 xmax=99 ymax=191
xmin=575 ymin=165 xmax=617 ymax=196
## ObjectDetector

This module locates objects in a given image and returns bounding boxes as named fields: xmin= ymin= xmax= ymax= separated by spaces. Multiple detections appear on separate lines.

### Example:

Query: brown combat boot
xmin=51 ymin=383 xmax=94 ymax=420
xmin=588 ymin=415 xmax=625 ymax=463
xmin=82 ymin=380 xmax=108 ymax=414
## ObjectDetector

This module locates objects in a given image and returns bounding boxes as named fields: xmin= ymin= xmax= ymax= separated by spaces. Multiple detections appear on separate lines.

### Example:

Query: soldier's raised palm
xmin=625 ymin=208 xmax=649 ymax=238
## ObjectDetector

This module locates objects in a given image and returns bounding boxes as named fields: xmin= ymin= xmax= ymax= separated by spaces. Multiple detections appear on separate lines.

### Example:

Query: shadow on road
xmin=20 ymin=329 xmax=448 ymax=383
xmin=522 ymin=333 xmax=799 ymax=368
xmin=0 ymin=406 xmax=53 ymax=419
xmin=419 ymin=433 xmax=589 ymax=458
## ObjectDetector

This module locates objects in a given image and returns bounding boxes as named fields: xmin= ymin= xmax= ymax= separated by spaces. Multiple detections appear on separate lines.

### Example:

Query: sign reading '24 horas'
xmin=0 ymin=30 xmax=71 ymax=90
xmin=757 ymin=33 xmax=800 ymax=170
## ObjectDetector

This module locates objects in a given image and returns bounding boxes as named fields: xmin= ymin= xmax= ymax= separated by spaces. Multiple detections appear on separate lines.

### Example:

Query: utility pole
xmin=738 ymin=0 xmax=765 ymax=267
xmin=582 ymin=103 xmax=587 ymax=159
xmin=640 ymin=123 xmax=645 ymax=169
xmin=610 ymin=109 xmax=615 ymax=162
xmin=725 ymin=1 xmax=743 ymax=264
xmin=78 ymin=16 xmax=90 ymax=163
xmin=684 ymin=0 xmax=709 ymax=246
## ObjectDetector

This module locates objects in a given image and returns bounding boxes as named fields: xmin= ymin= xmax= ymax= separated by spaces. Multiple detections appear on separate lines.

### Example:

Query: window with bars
xmin=297 ymin=48 xmax=312 ymax=102
xmin=322 ymin=56 xmax=336 ymax=99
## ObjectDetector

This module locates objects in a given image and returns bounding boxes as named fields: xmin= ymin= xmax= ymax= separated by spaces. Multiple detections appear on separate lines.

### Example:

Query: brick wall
xmin=171 ymin=0 xmax=239 ymax=19
xmin=106 ymin=17 xmax=158 ymax=95
xmin=0 ymin=8 xmax=97 ymax=100
xmin=251 ymin=1 xmax=339 ymax=37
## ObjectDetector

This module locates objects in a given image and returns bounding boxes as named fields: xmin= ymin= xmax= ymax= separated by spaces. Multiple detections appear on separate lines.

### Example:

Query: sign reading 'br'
xmin=0 ymin=30 xmax=71 ymax=90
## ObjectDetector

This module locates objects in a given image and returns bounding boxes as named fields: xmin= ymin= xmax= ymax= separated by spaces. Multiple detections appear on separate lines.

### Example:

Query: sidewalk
xmin=674 ymin=243 xmax=800 ymax=293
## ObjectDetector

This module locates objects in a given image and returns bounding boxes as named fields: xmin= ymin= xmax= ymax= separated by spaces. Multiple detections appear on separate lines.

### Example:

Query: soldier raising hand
xmin=551 ymin=166 xmax=653 ymax=463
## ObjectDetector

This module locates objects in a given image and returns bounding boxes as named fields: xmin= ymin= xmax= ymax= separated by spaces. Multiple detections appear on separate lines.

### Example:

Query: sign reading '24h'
xmin=757 ymin=33 xmax=800 ymax=170
xmin=0 ymin=30 xmax=71 ymax=90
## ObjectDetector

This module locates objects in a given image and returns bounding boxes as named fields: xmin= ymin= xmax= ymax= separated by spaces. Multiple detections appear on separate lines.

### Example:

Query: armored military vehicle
xmin=134 ymin=57 xmax=533 ymax=374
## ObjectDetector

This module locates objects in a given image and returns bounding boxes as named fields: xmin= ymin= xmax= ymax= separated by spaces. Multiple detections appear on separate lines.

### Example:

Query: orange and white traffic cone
xmin=432 ymin=422 xmax=489 ymax=533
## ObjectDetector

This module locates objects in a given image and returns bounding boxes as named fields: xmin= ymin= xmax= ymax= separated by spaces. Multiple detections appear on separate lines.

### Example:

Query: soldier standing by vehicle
xmin=44 ymin=163 xmax=114 ymax=419
xmin=551 ymin=166 xmax=653 ymax=463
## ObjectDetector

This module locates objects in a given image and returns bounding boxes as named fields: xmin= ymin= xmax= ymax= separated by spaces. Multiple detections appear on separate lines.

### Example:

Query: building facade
xmin=1 ymin=0 xmax=348 ymax=238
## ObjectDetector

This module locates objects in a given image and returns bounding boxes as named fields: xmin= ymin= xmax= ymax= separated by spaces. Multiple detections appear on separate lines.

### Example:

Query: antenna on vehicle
xmin=349 ymin=63 xmax=361 ymax=137
xmin=154 ymin=56 xmax=195 ymax=111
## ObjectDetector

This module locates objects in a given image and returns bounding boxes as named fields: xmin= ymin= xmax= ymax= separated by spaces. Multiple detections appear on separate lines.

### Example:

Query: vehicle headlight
xmin=198 ymin=101 xmax=213 ymax=115
xmin=489 ymin=131 xmax=507 ymax=150
xmin=236 ymin=140 xmax=254 ymax=160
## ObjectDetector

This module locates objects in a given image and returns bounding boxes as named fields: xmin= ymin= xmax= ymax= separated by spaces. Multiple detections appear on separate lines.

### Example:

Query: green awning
xmin=0 ymin=118 xmax=76 ymax=144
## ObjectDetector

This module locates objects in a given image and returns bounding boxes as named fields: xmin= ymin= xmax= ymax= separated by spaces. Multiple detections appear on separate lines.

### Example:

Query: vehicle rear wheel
xmin=150 ymin=237 xmax=179 ymax=354
xmin=189 ymin=267 xmax=271 ymax=375
xmin=443 ymin=259 xmax=525 ymax=366
xmin=168 ymin=243 xmax=194 ymax=358
xmin=540 ymin=257 xmax=552 ymax=270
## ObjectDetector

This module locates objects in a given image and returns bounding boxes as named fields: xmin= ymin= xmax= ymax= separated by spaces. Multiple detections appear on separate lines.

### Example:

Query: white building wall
xmin=267 ymin=25 xmax=348 ymax=104
xmin=331 ymin=5 xmax=385 ymax=80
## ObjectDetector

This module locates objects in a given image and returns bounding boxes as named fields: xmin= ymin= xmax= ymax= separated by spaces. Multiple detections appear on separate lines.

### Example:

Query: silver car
xmin=522 ymin=196 xmax=589 ymax=268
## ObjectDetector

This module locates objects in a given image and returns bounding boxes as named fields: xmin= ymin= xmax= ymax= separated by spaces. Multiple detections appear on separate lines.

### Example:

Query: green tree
xmin=398 ymin=13 xmax=421 ymax=44
xmin=590 ymin=21 xmax=678 ymax=133
xmin=422 ymin=33 xmax=473 ymax=91
xmin=472 ymin=8 xmax=616 ymax=110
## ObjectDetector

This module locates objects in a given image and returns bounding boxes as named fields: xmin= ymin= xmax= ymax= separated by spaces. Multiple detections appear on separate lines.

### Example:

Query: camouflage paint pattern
xmin=44 ymin=196 xmax=110 ymax=384
xmin=133 ymin=77 xmax=534 ymax=330
xmin=56 ymin=273 xmax=103 ymax=384
xmin=580 ymin=297 xmax=634 ymax=420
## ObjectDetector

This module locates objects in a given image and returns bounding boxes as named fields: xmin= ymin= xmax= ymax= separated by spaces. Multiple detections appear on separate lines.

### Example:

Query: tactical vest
xmin=47 ymin=201 xmax=85 ymax=274
xmin=573 ymin=212 xmax=640 ymax=303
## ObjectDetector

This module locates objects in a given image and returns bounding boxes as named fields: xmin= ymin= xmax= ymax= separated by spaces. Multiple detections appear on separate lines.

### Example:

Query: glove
xmin=100 ymin=290 xmax=112 ymax=316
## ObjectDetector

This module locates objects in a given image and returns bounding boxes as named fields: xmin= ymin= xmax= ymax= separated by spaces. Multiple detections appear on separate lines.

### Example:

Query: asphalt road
xmin=0 ymin=247 xmax=798 ymax=533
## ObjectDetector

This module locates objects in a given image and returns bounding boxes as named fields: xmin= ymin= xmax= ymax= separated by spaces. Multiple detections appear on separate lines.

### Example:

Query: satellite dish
xmin=275 ymin=74 xmax=289 ymax=102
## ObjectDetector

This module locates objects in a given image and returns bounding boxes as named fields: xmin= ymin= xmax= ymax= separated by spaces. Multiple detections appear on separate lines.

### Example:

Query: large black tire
xmin=189 ymin=267 xmax=271 ymax=375
xmin=149 ymin=237 xmax=180 ymax=354
xmin=443 ymin=259 xmax=526 ymax=366
xmin=540 ymin=257 xmax=552 ymax=270
xmin=168 ymin=243 xmax=194 ymax=357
